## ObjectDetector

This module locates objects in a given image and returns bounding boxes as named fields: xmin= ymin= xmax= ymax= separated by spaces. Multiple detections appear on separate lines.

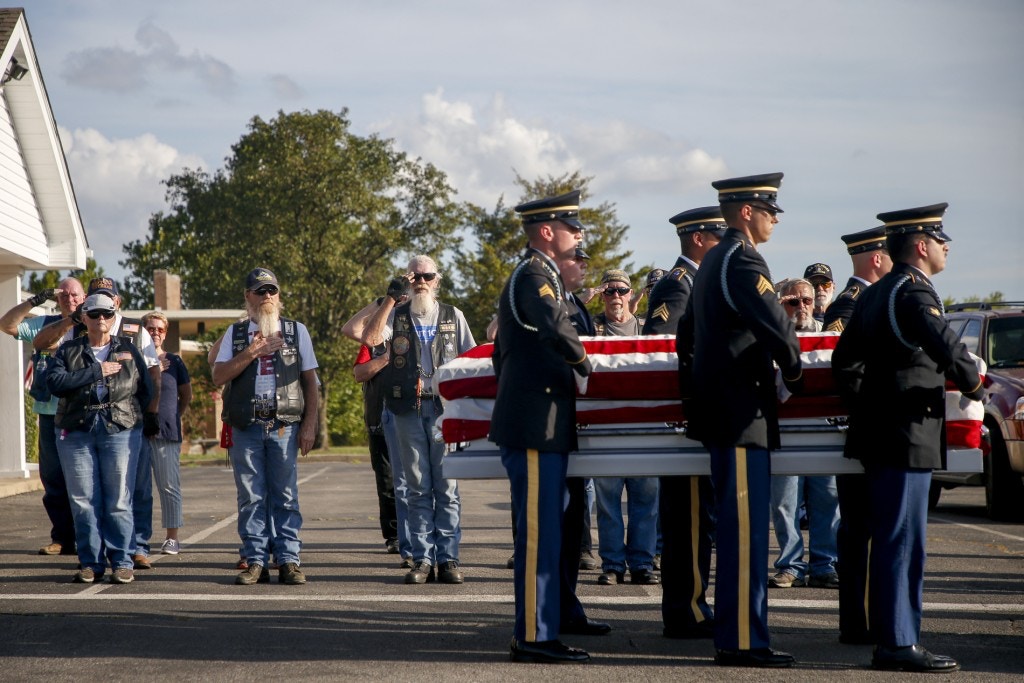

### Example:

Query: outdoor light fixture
xmin=2 ymin=57 xmax=28 ymax=84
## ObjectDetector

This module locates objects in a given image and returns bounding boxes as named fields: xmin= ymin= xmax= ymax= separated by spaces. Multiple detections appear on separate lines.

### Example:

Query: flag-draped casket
xmin=435 ymin=332 xmax=985 ymax=448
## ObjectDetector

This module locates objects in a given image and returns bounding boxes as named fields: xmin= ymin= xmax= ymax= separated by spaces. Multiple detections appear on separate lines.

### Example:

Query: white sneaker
xmin=161 ymin=539 xmax=180 ymax=555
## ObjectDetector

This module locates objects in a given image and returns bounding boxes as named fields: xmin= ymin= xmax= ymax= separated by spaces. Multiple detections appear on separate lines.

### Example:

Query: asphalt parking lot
xmin=0 ymin=457 xmax=1021 ymax=681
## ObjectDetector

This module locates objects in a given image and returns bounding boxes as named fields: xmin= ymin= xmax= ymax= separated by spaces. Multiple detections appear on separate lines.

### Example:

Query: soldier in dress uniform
xmin=832 ymin=203 xmax=984 ymax=673
xmin=643 ymin=206 xmax=726 ymax=640
xmin=491 ymin=190 xmax=600 ymax=664
xmin=644 ymin=207 xmax=726 ymax=334
xmin=824 ymin=227 xmax=891 ymax=333
xmin=676 ymin=173 xmax=802 ymax=668
xmin=823 ymin=225 xmax=892 ymax=645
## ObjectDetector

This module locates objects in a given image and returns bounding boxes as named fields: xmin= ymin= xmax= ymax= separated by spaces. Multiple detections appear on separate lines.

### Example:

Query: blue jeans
xmin=382 ymin=408 xmax=412 ymax=558
xmin=594 ymin=476 xmax=659 ymax=572
xmin=581 ymin=478 xmax=595 ymax=553
xmin=55 ymin=419 xmax=136 ymax=573
xmin=228 ymin=422 xmax=302 ymax=566
xmin=133 ymin=436 xmax=154 ymax=556
xmin=390 ymin=400 xmax=460 ymax=565
xmin=770 ymin=475 xmax=839 ymax=579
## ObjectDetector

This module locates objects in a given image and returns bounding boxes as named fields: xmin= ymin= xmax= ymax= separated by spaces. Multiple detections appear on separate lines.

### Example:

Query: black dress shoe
xmin=510 ymin=638 xmax=590 ymax=664
xmin=561 ymin=618 xmax=611 ymax=636
xmin=597 ymin=570 xmax=624 ymax=585
xmin=630 ymin=568 xmax=660 ymax=585
xmin=872 ymin=644 xmax=960 ymax=673
xmin=663 ymin=619 xmax=715 ymax=640
xmin=715 ymin=648 xmax=795 ymax=668
xmin=839 ymin=630 xmax=875 ymax=645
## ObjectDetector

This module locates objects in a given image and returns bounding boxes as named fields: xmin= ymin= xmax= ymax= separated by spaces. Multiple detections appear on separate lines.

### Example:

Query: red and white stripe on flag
xmin=435 ymin=332 xmax=985 ymax=447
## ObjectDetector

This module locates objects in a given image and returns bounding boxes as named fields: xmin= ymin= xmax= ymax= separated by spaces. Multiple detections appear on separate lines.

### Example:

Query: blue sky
xmin=22 ymin=0 xmax=1024 ymax=300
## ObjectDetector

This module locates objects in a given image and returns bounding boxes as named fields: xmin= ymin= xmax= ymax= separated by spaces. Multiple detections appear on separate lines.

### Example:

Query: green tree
xmin=120 ymin=109 xmax=461 ymax=446
xmin=449 ymin=171 xmax=647 ymax=337
xmin=26 ymin=257 xmax=105 ymax=296
xmin=944 ymin=291 xmax=1006 ymax=308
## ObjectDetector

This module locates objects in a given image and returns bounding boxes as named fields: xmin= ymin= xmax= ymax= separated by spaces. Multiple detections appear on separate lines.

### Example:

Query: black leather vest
xmin=55 ymin=336 xmax=144 ymax=432
xmin=222 ymin=318 xmax=304 ymax=428
xmin=384 ymin=302 xmax=458 ymax=414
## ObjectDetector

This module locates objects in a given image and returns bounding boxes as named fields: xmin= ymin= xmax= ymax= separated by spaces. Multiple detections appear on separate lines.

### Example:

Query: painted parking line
xmin=72 ymin=466 xmax=332 ymax=595
xmin=929 ymin=516 xmax=1024 ymax=542
xmin=2 ymin=592 xmax=1020 ymax=617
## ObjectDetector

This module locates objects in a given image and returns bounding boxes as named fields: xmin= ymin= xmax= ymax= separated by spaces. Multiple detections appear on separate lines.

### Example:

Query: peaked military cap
xmin=712 ymin=172 xmax=784 ymax=212
xmin=515 ymin=190 xmax=585 ymax=230
xmin=878 ymin=203 xmax=951 ymax=242
xmin=841 ymin=226 xmax=887 ymax=255
xmin=670 ymin=206 xmax=727 ymax=236
xmin=574 ymin=246 xmax=591 ymax=260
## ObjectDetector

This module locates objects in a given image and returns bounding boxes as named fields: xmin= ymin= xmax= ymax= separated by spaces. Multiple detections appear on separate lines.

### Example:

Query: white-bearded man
xmin=362 ymin=255 xmax=476 ymax=585
xmin=213 ymin=268 xmax=320 ymax=586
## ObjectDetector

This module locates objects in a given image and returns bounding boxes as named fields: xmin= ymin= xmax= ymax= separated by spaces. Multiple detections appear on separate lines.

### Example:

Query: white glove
xmin=575 ymin=372 xmax=589 ymax=396
xmin=958 ymin=393 xmax=976 ymax=411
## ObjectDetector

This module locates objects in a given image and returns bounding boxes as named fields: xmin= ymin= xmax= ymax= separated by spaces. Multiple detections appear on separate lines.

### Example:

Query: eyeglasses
xmin=811 ymin=281 xmax=833 ymax=290
xmin=146 ymin=326 xmax=166 ymax=335
xmin=251 ymin=286 xmax=279 ymax=296
xmin=411 ymin=273 xmax=437 ymax=282
xmin=86 ymin=310 xmax=116 ymax=320
xmin=603 ymin=287 xmax=631 ymax=297
xmin=784 ymin=297 xmax=814 ymax=307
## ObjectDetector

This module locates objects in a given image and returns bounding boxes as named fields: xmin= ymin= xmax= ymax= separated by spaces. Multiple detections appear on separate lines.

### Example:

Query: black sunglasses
xmin=252 ymin=286 xmax=279 ymax=296
xmin=86 ymin=310 xmax=115 ymax=320
xmin=603 ymin=287 xmax=631 ymax=297
xmin=784 ymin=297 xmax=813 ymax=307
xmin=412 ymin=273 xmax=437 ymax=282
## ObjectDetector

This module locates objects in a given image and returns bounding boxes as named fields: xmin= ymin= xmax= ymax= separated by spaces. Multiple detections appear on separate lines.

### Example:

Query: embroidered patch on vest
xmin=122 ymin=323 xmax=139 ymax=333
xmin=392 ymin=336 xmax=410 ymax=355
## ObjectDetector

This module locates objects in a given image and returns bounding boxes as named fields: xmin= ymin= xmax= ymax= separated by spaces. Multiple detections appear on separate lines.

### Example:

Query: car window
xmin=959 ymin=319 xmax=982 ymax=356
xmin=987 ymin=316 xmax=1024 ymax=368
xmin=947 ymin=318 xmax=967 ymax=338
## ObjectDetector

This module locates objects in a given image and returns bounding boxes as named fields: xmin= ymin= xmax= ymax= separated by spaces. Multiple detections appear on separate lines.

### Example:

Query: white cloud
xmin=268 ymin=74 xmax=304 ymax=100
xmin=378 ymin=89 xmax=725 ymax=208
xmin=57 ymin=126 xmax=206 ymax=272
xmin=61 ymin=21 xmax=236 ymax=95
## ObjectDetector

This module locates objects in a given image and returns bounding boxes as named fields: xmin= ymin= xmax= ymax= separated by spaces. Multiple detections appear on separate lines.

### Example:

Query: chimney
xmin=154 ymin=270 xmax=181 ymax=311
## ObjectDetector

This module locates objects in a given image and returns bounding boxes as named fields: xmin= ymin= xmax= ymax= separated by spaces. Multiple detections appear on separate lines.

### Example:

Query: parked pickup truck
xmin=933 ymin=302 xmax=1024 ymax=521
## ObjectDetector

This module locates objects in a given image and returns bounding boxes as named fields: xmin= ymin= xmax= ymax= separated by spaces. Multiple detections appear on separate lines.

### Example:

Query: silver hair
xmin=408 ymin=255 xmax=441 ymax=281
xmin=780 ymin=278 xmax=814 ymax=297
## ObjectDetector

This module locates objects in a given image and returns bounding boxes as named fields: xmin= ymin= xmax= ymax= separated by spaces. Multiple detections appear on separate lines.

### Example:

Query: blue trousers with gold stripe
xmin=836 ymin=472 xmax=871 ymax=638
xmin=865 ymin=465 xmax=930 ymax=647
xmin=708 ymin=445 xmax=772 ymax=651
xmin=660 ymin=474 xmax=715 ymax=630
xmin=502 ymin=447 xmax=567 ymax=643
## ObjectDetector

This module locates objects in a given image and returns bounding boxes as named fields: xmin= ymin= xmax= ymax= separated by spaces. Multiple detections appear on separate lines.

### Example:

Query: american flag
xmin=435 ymin=332 xmax=985 ymax=447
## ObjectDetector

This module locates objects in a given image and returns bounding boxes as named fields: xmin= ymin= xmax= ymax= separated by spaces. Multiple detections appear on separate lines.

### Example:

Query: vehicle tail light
xmin=1014 ymin=397 xmax=1024 ymax=421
